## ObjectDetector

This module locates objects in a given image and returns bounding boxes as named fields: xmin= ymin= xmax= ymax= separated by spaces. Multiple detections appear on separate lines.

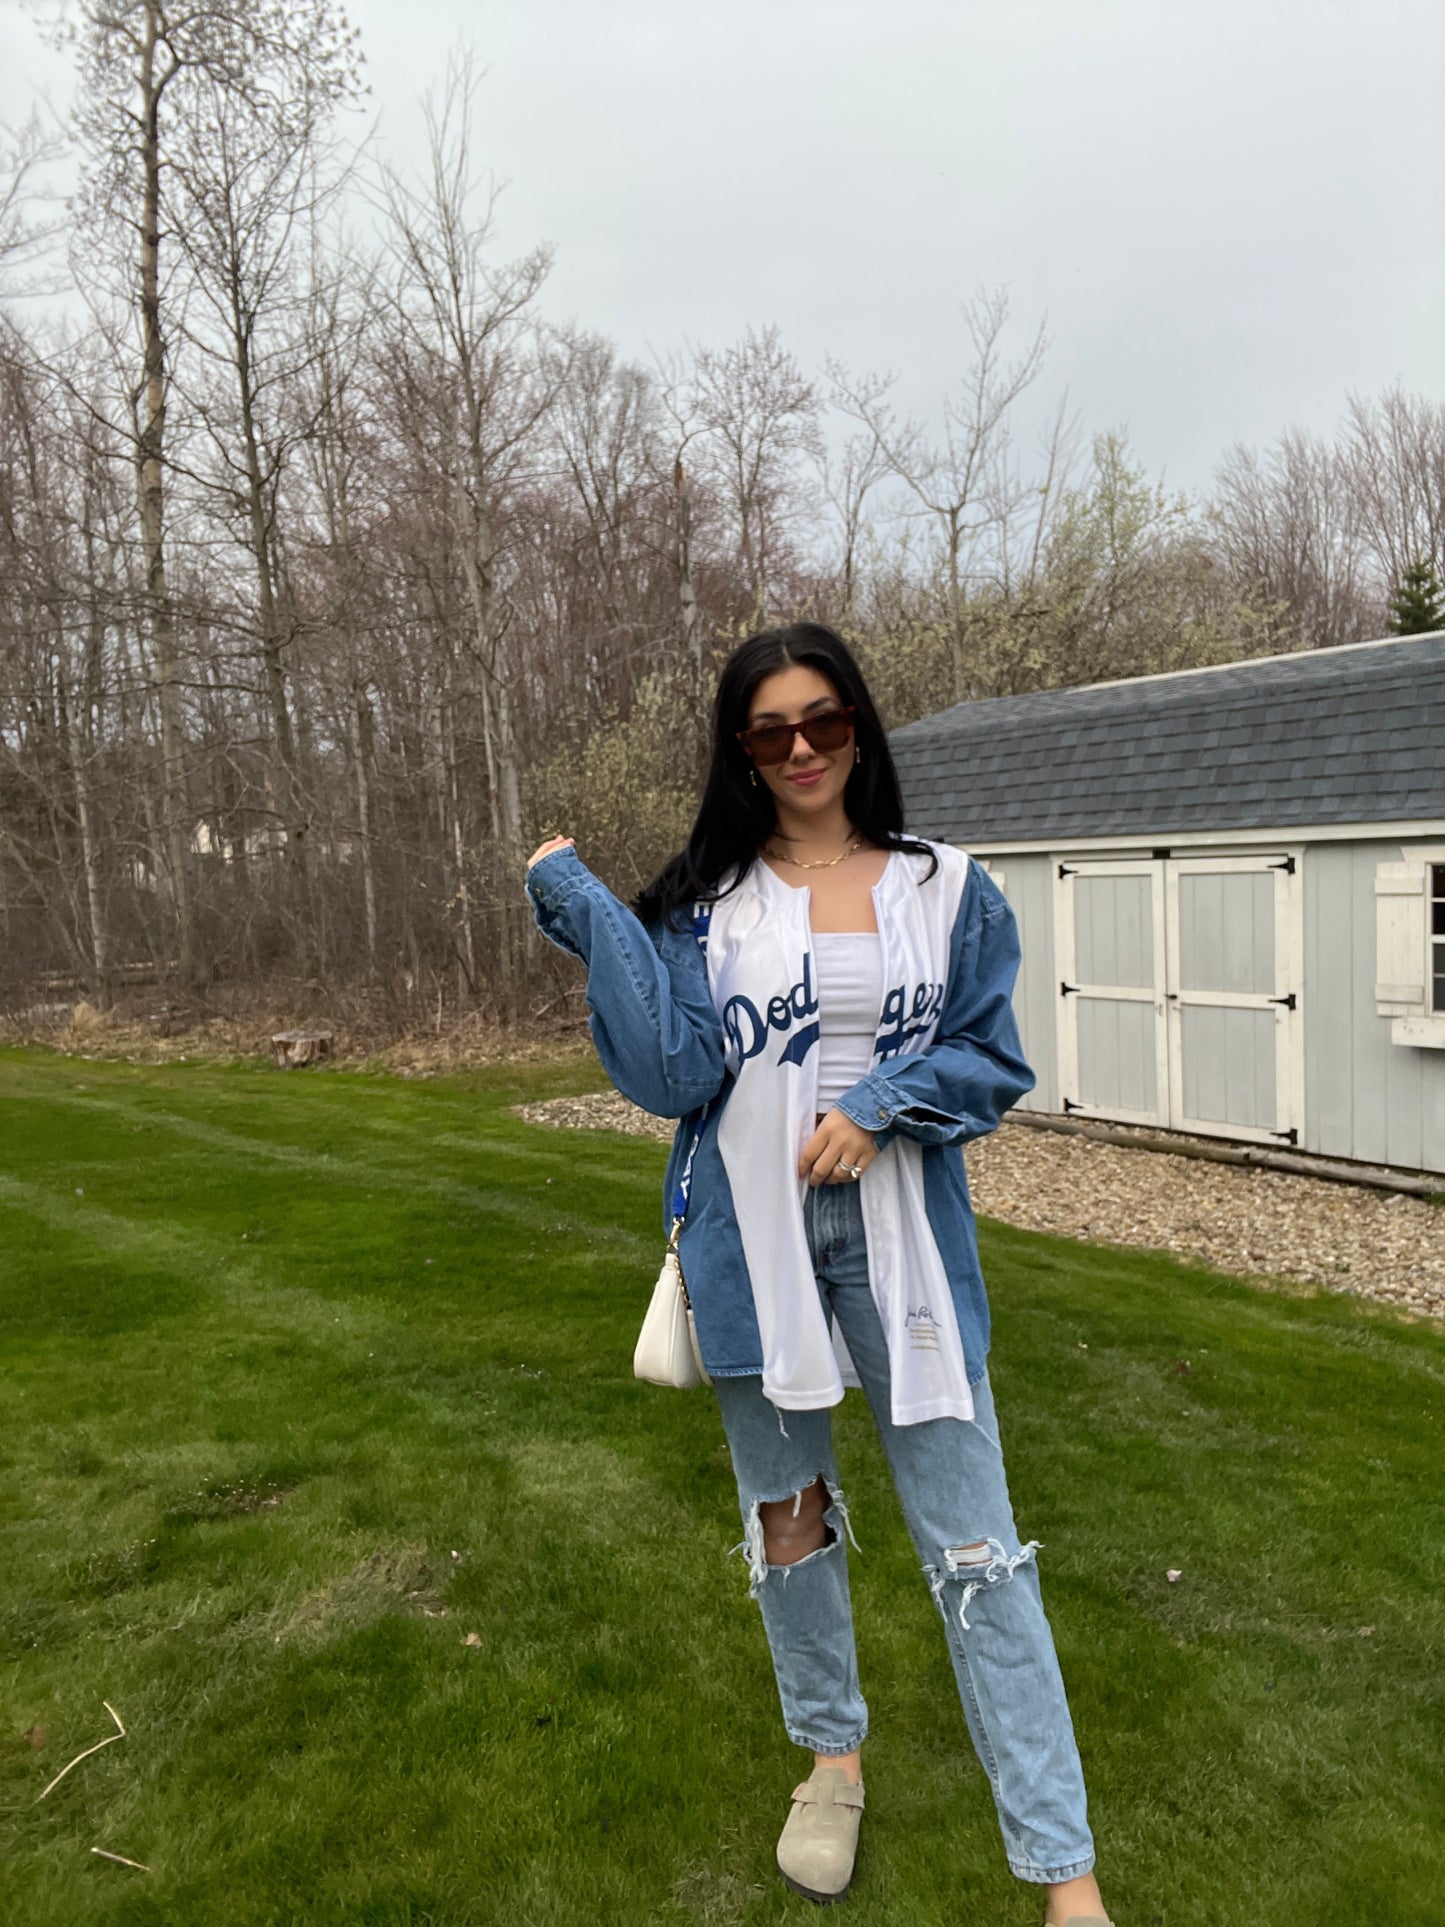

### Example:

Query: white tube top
xmin=813 ymin=932 xmax=884 ymax=1111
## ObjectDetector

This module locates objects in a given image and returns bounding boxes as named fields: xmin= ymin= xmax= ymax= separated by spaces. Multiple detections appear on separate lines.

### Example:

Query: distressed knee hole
xmin=731 ymin=1476 xmax=860 ymax=1599
xmin=928 ymin=1537 xmax=1042 ymax=1631
xmin=760 ymin=1476 xmax=830 ymax=1562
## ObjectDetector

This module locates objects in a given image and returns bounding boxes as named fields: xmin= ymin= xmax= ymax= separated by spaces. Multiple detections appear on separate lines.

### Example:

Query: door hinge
xmin=1057 ymin=863 xmax=1076 ymax=879
xmin=1270 ymin=1127 xmax=1299 ymax=1145
xmin=1269 ymin=855 xmax=1296 ymax=874
xmin=1269 ymin=992 xmax=1297 ymax=1009
xmin=1060 ymin=981 xmax=1079 ymax=996
xmin=1062 ymin=1096 xmax=1080 ymax=1114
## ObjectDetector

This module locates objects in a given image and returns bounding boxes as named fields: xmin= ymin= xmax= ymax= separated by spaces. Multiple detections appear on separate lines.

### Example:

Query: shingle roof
xmin=888 ymin=633 xmax=1445 ymax=844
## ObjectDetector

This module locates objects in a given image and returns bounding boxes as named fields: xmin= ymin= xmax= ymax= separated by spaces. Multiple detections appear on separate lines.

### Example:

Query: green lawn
xmin=0 ymin=1047 xmax=1441 ymax=1926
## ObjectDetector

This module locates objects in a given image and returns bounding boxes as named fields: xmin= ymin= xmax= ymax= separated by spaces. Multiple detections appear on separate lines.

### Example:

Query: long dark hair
xmin=634 ymin=623 xmax=936 ymax=926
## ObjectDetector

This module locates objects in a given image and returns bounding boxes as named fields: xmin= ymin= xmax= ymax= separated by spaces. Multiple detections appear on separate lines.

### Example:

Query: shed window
xmin=1375 ymin=851 xmax=1445 ymax=1046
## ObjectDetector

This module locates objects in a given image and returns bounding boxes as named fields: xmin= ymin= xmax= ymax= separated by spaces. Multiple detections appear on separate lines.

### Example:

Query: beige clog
xmin=776 ymin=1765 xmax=865 ymax=1903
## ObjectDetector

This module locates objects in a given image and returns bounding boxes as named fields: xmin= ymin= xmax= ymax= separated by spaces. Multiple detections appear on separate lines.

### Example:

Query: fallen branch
xmin=37 ymin=1701 xmax=126 ymax=1802
xmin=91 ymin=1847 xmax=150 ymax=1871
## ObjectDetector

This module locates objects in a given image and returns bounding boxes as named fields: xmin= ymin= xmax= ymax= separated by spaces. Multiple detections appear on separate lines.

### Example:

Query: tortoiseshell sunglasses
xmin=736 ymin=706 xmax=856 ymax=767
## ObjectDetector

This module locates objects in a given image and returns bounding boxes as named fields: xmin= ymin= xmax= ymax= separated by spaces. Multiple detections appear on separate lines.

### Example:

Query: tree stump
xmin=270 ymin=1029 xmax=335 ymax=1070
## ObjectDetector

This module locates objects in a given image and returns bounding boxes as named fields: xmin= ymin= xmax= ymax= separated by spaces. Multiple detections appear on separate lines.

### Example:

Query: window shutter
xmin=1375 ymin=863 xmax=1427 ymax=1014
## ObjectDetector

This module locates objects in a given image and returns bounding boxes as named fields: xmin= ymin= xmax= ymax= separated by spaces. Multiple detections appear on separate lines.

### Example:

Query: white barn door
xmin=1056 ymin=859 xmax=1169 ymax=1126
xmin=1164 ymin=855 xmax=1302 ymax=1146
xmin=1056 ymin=852 xmax=1301 ymax=1144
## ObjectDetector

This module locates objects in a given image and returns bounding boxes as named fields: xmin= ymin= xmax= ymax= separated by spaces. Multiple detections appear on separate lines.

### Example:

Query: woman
xmin=525 ymin=625 xmax=1109 ymax=1923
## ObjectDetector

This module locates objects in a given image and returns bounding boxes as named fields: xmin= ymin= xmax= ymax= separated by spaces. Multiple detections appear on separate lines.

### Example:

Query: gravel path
xmin=514 ymin=1092 xmax=1445 ymax=1321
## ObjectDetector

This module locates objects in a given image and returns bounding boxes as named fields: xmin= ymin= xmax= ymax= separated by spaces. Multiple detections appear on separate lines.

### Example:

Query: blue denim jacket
xmin=524 ymin=845 xmax=1034 ymax=1383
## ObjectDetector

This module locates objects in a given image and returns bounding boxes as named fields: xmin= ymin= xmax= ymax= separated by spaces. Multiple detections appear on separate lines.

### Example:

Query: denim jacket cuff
xmin=835 ymin=1072 xmax=906 ymax=1146
xmin=836 ymin=1069 xmax=963 ymax=1147
xmin=524 ymin=844 xmax=588 ymax=904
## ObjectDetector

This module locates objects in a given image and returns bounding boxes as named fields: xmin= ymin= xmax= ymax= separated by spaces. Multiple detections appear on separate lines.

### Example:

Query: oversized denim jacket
xmin=525 ymin=844 xmax=1035 ymax=1384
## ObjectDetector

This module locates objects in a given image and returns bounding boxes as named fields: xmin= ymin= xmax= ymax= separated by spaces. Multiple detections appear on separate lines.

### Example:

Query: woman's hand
xmin=526 ymin=834 xmax=575 ymax=871
xmin=798 ymin=1108 xmax=879 ymax=1187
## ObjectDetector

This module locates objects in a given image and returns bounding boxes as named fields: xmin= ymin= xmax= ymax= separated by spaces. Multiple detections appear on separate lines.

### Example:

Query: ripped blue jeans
xmin=712 ymin=1181 xmax=1095 ymax=1886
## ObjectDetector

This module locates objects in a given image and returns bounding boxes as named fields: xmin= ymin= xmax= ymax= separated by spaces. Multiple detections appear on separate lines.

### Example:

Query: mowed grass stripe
xmin=1 ymin=1076 xmax=655 ymax=1258
xmin=0 ymin=1170 xmax=436 ymax=1369
xmin=18 ymin=1081 xmax=558 ymax=1171
xmin=976 ymin=1207 xmax=1445 ymax=1392
xmin=0 ymin=1169 xmax=273 ymax=1278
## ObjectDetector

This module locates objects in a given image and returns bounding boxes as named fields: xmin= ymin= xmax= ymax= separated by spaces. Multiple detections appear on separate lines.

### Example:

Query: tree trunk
xmin=441 ymin=693 xmax=477 ymax=998
xmin=234 ymin=320 xmax=314 ymax=966
xmin=459 ymin=526 xmax=523 ymax=990
xmin=947 ymin=514 xmax=967 ymax=704
xmin=57 ymin=654 xmax=109 ymax=1006
xmin=352 ymin=686 xmax=379 ymax=975
xmin=675 ymin=455 xmax=705 ymax=761
xmin=136 ymin=0 xmax=194 ymax=980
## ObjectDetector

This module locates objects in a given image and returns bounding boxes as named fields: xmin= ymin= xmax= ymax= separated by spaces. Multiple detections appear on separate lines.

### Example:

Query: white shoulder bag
xmin=633 ymin=1107 xmax=713 ymax=1390
xmin=634 ymin=901 xmax=719 ymax=1391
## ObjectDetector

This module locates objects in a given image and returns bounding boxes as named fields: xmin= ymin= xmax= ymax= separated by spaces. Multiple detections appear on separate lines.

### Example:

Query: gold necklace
xmin=765 ymin=835 xmax=863 ymax=871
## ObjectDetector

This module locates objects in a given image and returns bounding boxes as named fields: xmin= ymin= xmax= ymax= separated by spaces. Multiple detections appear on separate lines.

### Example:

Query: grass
xmin=0 ymin=1046 xmax=1441 ymax=1926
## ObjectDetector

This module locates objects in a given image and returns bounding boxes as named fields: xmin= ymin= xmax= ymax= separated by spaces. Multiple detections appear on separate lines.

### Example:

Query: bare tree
xmin=0 ymin=110 xmax=67 ymax=299
xmin=690 ymin=325 xmax=820 ymax=623
xmin=65 ymin=0 xmax=211 ymax=976
xmin=379 ymin=53 xmax=562 ymax=991
xmin=295 ymin=236 xmax=383 ymax=973
xmin=161 ymin=2 xmax=363 ymax=967
xmin=650 ymin=351 xmax=718 ymax=743
xmin=820 ymin=364 xmax=896 ymax=625
xmin=1344 ymin=386 xmax=1445 ymax=598
xmin=546 ymin=329 xmax=665 ymax=715
xmin=0 ymin=335 xmax=137 ymax=1000
xmin=835 ymin=289 xmax=1047 ymax=701
xmin=1213 ymin=428 xmax=1374 ymax=651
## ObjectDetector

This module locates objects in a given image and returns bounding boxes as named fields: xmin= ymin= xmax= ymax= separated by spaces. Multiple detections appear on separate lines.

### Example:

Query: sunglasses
xmin=737 ymin=706 xmax=856 ymax=767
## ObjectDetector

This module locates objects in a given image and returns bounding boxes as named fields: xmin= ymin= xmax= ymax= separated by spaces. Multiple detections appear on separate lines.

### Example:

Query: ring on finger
xmin=834 ymin=1159 xmax=864 ymax=1181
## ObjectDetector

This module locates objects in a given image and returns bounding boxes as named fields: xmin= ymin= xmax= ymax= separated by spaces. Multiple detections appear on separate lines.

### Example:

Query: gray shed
xmin=889 ymin=632 xmax=1445 ymax=1176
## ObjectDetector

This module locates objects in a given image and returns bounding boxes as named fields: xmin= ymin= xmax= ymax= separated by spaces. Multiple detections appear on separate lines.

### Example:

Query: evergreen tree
xmin=1385 ymin=557 xmax=1445 ymax=635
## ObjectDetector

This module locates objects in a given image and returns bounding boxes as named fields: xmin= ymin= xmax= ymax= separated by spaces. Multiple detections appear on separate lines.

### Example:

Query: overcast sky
xmin=4 ymin=0 xmax=1442 ymax=494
